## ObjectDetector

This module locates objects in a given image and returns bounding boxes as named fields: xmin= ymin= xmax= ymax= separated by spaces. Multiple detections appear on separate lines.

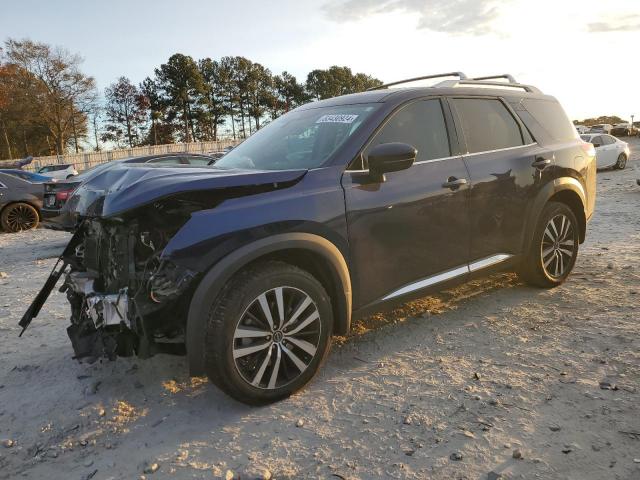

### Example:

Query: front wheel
xmin=204 ymin=261 xmax=333 ymax=405
xmin=518 ymin=202 xmax=579 ymax=288
xmin=616 ymin=153 xmax=627 ymax=170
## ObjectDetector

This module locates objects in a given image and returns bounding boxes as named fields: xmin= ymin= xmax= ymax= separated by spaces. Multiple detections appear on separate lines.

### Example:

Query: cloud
xmin=588 ymin=14 xmax=640 ymax=32
xmin=322 ymin=0 xmax=510 ymax=35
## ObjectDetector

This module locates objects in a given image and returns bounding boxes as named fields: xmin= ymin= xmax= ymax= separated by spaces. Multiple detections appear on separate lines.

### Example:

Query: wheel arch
xmin=185 ymin=232 xmax=352 ymax=376
xmin=524 ymin=178 xmax=587 ymax=253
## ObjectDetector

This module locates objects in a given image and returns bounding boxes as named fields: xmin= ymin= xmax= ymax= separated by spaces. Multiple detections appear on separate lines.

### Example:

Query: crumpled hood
xmin=62 ymin=163 xmax=307 ymax=218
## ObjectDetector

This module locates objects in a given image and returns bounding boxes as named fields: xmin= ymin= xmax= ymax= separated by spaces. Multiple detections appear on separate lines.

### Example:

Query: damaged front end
xmin=19 ymin=163 xmax=308 ymax=363
xmin=21 ymin=201 xmax=199 ymax=362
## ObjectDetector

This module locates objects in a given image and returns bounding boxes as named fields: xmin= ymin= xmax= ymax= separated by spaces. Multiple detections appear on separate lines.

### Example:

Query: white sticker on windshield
xmin=316 ymin=114 xmax=359 ymax=124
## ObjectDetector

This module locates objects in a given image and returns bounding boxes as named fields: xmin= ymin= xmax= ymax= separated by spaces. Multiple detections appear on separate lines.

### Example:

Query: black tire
xmin=204 ymin=260 xmax=333 ymax=405
xmin=616 ymin=153 xmax=627 ymax=170
xmin=0 ymin=202 xmax=39 ymax=233
xmin=518 ymin=201 xmax=579 ymax=288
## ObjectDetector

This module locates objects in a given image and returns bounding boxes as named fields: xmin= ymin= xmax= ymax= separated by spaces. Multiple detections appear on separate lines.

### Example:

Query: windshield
xmin=215 ymin=104 xmax=379 ymax=170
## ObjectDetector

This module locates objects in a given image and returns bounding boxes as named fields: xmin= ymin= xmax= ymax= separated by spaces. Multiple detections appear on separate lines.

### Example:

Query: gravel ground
xmin=0 ymin=139 xmax=639 ymax=480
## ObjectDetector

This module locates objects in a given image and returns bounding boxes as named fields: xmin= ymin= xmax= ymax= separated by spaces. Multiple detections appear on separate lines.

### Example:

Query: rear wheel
xmin=616 ymin=153 xmax=627 ymax=170
xmin=1 ymin=202 xmax=39 ymax=232
xmin=518 ymin=202 xmax=579 ymax=288
xmin=204 ymin=261 xmax=333 ymax=405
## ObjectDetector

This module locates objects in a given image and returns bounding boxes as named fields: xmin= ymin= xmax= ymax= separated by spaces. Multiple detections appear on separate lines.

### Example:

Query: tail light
xmin=55 ymin=189 xmax=75 ymax=201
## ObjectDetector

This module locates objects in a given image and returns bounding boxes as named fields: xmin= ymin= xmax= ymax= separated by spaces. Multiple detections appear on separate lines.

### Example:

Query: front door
xmin=342 ymin=98 xmax=471 ymax=308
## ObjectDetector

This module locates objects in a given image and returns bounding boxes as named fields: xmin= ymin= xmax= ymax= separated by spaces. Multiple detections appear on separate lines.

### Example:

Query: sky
xmin=1 ymin=0 xmax=639 ymax=120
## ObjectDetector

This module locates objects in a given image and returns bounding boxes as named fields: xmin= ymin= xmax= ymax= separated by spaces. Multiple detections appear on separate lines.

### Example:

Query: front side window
xmin=452 ymin=98 xmax=524 ymax=154
xmin=215 ymin=104 xmax=379 ymax=171
xmin=602 ymin=135 xmax=615 ymax=145
xmin=363 ymin=99 xmax=450 ymax=168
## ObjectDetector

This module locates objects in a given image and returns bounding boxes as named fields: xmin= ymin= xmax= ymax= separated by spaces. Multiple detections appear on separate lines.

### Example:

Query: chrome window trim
xmin=462 ymin=142 xmax=537 ymax=158
xmin=380 ymin=253 xmax=513 ymax=301
xmin=345 ymin=143 xmax=538 ymax=174
xmin=0 ymin=181 xmax=6 ymax=188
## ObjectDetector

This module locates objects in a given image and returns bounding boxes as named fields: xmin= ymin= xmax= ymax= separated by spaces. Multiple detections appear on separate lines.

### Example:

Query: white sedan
xmin=580 ymin=134 xmax=630 ymax=170
xmin=36 ymin=163 xmax=79 ymax=180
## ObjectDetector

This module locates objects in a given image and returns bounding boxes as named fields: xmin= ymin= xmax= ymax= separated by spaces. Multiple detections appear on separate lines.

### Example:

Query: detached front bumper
xmin=63 ymin=272 xmax=137 ymax=361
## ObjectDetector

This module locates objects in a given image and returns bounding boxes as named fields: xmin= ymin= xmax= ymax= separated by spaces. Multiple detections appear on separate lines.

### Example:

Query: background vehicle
xmin=580 ymin=134 xmax=630 ymax=169
xmin=37 ymin=164 xmax=78 ymax=180
xmin=0 ymin=172 xmax=43 ymax=232
xmin=21 ymin=72 xmax=596 ymax=405
xmin=574 ymin=125 xmax=589 ymax=134
xmin=0 ymin=169 xmax=54 ymax=182
xmin=41 ymin=153 xmax=219 ymax=229
xmin=611 ymin=123 xmax=632 ymax=136
xmin=588 ymin=124 xmax=613 ymax=134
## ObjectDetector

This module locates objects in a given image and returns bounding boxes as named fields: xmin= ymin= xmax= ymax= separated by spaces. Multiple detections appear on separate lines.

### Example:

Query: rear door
xmin=342 ymin=98 xmax=471 ymax=307
xmin=449 ymin=97 xmax=547 ymax=264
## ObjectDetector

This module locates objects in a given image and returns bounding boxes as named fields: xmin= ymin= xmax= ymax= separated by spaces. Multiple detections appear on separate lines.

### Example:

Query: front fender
xmin=185 ymin=232 xmax=352 ymax=376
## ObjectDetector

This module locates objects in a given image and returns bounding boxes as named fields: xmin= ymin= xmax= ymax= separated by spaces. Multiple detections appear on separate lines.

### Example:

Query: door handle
xmin=532 ymin=157 xmax=552 ymax=169
xmin=442 ymin=177 xmax=468 ymax=190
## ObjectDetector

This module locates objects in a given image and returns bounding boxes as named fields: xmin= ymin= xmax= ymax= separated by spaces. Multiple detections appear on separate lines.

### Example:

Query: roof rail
xmin=367 ymin=72 xmax=468 ymax=91
xmin=472 ymin=74 xmax=518 ymax=83
xmin=434 ymin=78 xmax=541 ymax=94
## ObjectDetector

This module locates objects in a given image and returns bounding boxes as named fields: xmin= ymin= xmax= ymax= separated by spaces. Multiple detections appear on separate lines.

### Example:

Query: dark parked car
xmin=42 ymin=153 xmax=219 ymax=229
xmin=0 ymin=172 xmax=44 ymax=232
xmin=21 ymin=73 xmax=596 ymax=405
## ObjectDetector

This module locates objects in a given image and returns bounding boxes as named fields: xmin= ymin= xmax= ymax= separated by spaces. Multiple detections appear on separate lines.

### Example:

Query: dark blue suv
xmin=21 ymin=73 xmax=596 ymax=404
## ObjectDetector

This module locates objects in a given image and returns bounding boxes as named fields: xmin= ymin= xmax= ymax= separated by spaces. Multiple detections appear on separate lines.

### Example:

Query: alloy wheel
xmin=541 ymin=214 xmax=575 ymax=279
xmin=5 ymin=204 xmax=38 ymax=232
xmin=232 ymin=286 xmax=321 ymax=390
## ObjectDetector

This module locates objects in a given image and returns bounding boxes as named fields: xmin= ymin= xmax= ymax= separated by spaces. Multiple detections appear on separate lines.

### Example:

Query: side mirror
xmin=367 ymin=142 xmax=417 ymax=182
xmin=592 ymin=142 xmax=601 ymax=148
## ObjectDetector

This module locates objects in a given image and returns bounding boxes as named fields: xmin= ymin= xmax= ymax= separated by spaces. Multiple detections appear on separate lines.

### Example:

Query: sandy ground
xmin=0 ymin=140 xmax=639 ymax=480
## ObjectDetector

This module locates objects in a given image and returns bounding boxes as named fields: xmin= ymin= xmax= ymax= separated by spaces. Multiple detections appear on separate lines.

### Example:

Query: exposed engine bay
xmin=20 ymin=197 xmax=202 ymax=362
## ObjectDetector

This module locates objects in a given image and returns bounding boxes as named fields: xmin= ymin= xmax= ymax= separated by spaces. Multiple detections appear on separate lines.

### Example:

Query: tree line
xmin=0 ymin=38 xmax=383 ymax=159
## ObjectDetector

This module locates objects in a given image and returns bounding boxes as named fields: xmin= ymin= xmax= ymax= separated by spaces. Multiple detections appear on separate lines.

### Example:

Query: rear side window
xmin=521 ymin=99 xmax=577 ymax=142
xmin=452 ymin=98 xmax=524 ymax=154
xmin=364 ymin=99 xmax=450 ymax=167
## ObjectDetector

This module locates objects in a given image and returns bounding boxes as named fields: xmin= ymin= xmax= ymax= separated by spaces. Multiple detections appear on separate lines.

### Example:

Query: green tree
xmin=154 ymin=54 xmax=205 ymax=142
xmin=198 ymin=58 xmax=227 ymax=141
xmin=103 ymin=77 xmax=146 ymax=147
xmin=306 ymin=66 xmax=381 ymax=100
xmin=272 ymin=71 xmax=308 ymax=118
